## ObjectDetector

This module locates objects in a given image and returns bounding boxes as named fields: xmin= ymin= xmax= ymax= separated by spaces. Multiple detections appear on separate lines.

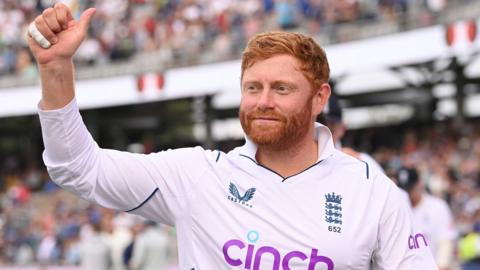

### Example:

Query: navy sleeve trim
xmin=215 ymin=151 xmax=221 ymax=162
xmin=362 ymin=161 xmax=370 ymax=180
xmin=126 ymin=187 xmax=159 ymax=212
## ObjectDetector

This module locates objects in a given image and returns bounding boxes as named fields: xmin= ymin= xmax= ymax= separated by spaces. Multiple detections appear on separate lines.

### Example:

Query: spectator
xmin=130 ymin=221 xmax=169 ymax=270
xmin=79 ymin=222 xmax=112 ymax=270
xmin=0 ymin=0 xmax=460 ymax=78
xmin=36 ymin=231 xmax=58 ymax=265
xmin=396 ymin=167 xmax=457 ymax=270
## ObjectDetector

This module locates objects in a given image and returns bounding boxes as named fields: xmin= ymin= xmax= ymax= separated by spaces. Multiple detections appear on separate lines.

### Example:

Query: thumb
xmin=78 ymin=8 xmax=96 ymax=33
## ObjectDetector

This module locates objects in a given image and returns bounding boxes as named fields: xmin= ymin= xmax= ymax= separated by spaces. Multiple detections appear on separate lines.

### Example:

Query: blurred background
xmin=1 ymin=0 xmax=480 ymax=269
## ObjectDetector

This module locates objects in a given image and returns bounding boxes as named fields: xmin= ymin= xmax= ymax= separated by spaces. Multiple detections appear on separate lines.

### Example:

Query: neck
xmin=256 ymin=132 xmax=318 ymax=179
xmin=410 ymin=194 xmax=422 ymax=208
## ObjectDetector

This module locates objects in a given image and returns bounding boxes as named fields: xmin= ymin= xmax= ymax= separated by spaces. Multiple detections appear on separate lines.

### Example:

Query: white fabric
xmin=412 ymin=193 xmax=456 ymax=268
xmin=38 ymin=98 xmax=438 ymax=270
xmin=358 ymin=152 xmax=384 ymax=174
xmin=130 ymin=226 xmax=169 ymax=270
xmin=28 ymin=22 xmax=51 ymax=49
xmin=80 ymin=233 xmax=111 ymax=270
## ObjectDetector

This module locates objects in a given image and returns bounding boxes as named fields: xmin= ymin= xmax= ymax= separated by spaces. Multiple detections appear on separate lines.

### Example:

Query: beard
xmin=239 ymin=101 xmax=313 ymax=151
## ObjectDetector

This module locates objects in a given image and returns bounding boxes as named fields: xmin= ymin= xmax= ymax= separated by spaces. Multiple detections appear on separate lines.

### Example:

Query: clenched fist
xmin=28 ymin=3 xmax=96 ymax=65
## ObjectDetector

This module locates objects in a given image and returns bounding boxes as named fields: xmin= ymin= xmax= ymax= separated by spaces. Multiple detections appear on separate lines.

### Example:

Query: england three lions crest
xmin=325 ymin=192 xmax=343 ymax=233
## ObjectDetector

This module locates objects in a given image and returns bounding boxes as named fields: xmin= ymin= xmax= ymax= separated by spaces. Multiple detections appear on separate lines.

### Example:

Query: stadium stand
xmin=0 ymin=0 xmax=473 ymax=84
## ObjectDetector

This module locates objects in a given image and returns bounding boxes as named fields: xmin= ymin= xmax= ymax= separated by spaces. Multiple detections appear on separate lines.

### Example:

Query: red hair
xmin=241 ymin=31 xmax=330 ymax=89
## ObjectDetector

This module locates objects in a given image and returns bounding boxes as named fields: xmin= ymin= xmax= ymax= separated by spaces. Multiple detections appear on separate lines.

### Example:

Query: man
xmin=318 ymin=94 xmax=385 ymax=173
xmin=129 ymin=220 xmax=169 ymax=270
xmin=79 ymin=222 xmax=111 ymax=270
xmin=28 ymin=4 xmax=437 ymax=269
xmin=396 ymin=167 xmax=456 ymax=270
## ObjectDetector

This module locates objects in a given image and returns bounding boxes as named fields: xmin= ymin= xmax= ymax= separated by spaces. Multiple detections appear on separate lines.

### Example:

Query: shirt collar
xmin=239 ymin=122 xmax=336 ymax=162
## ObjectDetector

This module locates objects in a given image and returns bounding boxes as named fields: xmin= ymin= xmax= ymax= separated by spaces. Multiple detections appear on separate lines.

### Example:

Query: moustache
xmin=246 ymin=110 xmax=287 ymax=122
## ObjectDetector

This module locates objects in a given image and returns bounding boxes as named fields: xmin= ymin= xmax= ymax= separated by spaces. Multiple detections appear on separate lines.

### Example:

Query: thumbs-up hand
xmin=28 ymin=3 xmax=96 ymax=66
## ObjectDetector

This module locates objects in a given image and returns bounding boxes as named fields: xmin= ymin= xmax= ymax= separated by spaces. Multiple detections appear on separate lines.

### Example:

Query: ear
xmin=312 ymin=83 xmax=331 ymax=116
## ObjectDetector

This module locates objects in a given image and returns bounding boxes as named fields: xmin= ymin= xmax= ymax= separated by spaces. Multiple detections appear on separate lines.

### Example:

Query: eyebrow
xmin=242 ymin=80 xmax=262 ymax=86
xmin=271 ymin=80 xmax=297 ymax=88
xmin=242 ymin=80 xmax=297 ymax=86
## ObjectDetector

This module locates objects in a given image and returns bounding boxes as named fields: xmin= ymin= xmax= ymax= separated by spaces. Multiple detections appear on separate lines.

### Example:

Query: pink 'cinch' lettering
xmin=308 ymin=249 xmax=334 ymax=270
xmin=223 ymin=239 xmax=244 ymax=266
xmin=282 ymin=251 xmax=308 ymax=270
xmin=253 ymin=246 xmax=281 ymax=270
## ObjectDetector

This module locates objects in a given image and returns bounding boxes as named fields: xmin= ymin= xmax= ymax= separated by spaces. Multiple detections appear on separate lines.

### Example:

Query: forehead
xmin=242 ymin=54 xmax=305 ymax=83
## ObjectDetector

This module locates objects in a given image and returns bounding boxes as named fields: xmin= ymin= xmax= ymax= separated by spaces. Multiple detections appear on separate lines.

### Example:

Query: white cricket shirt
xmin=412 ymin=193 xmax=456 ymax=266
xmin=38 ymin=99 xmax=438 ymax=270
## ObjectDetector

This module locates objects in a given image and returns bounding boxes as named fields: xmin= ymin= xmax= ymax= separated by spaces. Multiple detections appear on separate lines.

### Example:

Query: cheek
xmin=286 ymin=97 xmax=312 ymax=114
xmin=240 ymin=96 xmax=256 ymax=111
xmin=239 ymin=101 xmax=251 ymax=119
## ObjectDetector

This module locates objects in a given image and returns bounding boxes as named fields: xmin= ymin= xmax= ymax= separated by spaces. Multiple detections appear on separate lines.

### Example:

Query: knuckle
xmin=54 ymin=2 xmax=65 ymax=8
xmin=42 ymin=8 xmax=53 ymax=16
xmin=56 ymin=11 xmax=65 ymax=20
xmin=51 ymin=24 xmax=61 ymax=32
xmin=54 ymin=2 xmax=67 ymax=12
xmin=34 ymin=16 xmax=43 ymax=25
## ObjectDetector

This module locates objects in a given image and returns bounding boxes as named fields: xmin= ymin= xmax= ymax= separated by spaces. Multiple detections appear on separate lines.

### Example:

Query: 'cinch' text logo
xmin=408 ymin=233 xmax=429 ymax=249
xmin=222 ymin=230 xmax=334 ymax=270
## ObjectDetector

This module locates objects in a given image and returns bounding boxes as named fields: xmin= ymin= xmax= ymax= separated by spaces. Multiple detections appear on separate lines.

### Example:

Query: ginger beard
xmin=239 ymin=98 xmax=313 ymax=151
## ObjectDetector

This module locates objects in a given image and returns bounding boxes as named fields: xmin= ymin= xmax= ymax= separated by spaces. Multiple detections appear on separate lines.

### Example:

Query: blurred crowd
xmin=0 ymin=162 xmax=178 ymax=269
xmin=0 ymin=0 xmax=455 ymax=79
xmin=372 ymin=123 xmax=480 ymax=238
xmin=371 ymin=122 xmax=480 ymax=268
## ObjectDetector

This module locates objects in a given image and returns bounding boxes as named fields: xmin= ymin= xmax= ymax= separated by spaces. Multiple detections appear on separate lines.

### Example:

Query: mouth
xmin=253 ymin=117 xmax=279 ymax=121
xmin=251 ymin=117 xmax=281 ymax=125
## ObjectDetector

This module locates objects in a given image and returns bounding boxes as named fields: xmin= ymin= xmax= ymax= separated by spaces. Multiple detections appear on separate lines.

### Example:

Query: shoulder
xmin=327 ymin=150 xmax=399 ymax=205
xmin=329 ymin=149 xmax=384 ymax=182
xmin=151 ymin=146 xmax=221 ymax=164
xmin=424 ymin=193 xmax=447 ymax=205
xmin=423 ymin=194 xmax=451 ymax=214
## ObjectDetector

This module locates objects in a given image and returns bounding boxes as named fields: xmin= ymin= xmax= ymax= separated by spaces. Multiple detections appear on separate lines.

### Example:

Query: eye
xmin=276 ymin=84 xmax=291 ymax=93
xmin=244 ymin=83 xmax=260 ymax=93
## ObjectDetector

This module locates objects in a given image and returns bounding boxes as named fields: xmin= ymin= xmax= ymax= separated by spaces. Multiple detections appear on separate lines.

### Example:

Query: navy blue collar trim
xmin=239 ymin=154 xmax=327 ymax=182
xmin=282 ymin=159 xmax=326 ymax=182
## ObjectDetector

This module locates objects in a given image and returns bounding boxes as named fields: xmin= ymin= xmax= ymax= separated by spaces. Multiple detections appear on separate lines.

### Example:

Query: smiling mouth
xmin=251 ymin=118 xmax=281 ymax=125
xmin=255 ymin=117 xmax=278 ymax=120
xmin=252 ymin=117 xmax=280 ymax=121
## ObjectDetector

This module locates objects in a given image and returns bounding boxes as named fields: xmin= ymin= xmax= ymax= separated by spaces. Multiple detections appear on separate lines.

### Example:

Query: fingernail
xmin=52 ymin=37 xmax=58 ymax=44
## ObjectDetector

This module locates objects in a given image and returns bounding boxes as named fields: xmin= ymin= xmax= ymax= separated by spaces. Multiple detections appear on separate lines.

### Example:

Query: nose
xmin=257 ymin=89 xmax=275 ymax=111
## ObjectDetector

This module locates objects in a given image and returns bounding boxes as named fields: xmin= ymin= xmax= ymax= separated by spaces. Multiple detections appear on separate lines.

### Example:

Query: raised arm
xmin=27 ymin=3 xmax=95 ymax=110
xmin=28 ymin=5 xmax=209 ymax=225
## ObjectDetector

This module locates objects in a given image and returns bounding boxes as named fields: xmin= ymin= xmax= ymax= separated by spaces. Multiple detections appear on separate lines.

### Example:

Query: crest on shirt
xmin=228 ymin=182 xmax=256 ymax=208
xmin=325 ymin=192 xmax=343 ymax=233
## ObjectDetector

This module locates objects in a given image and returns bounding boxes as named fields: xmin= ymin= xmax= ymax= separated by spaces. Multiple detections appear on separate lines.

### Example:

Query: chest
xmin=188 ymin=169 xmax=382 ymax=269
